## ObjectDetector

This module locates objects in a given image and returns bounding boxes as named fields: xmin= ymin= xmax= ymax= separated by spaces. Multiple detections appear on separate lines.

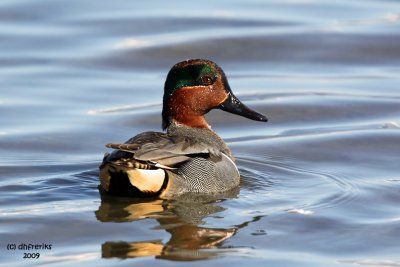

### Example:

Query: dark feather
xmin=104 ymin=131 xmax=222 ymax=168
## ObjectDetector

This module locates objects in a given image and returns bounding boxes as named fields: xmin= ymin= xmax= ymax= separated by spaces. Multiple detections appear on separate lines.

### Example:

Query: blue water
xmin=1 ymin=0 xmax=400 ymax=266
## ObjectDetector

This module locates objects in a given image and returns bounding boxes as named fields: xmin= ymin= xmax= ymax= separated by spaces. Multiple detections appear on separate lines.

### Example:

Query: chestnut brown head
xmin=162 ymin=59 xmax=267 ymax=130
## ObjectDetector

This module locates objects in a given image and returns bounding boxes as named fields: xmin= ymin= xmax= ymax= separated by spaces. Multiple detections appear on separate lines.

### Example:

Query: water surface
xmin=1 ymin=0 xmax=400 ymax=266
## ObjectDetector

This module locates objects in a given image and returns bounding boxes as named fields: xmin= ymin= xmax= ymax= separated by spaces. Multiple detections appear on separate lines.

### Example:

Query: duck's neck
xmin=166 ymin=122 xmax=234 ymax=160
xmin=172 ymin=115 xmax=210 ymax=129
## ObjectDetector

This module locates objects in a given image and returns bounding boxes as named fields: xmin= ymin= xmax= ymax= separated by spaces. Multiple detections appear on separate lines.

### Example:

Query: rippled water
xmin=1 ymin=0 xmax=400 ymax=266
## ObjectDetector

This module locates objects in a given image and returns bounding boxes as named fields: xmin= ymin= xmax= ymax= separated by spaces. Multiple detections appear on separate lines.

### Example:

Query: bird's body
xmin=99 ymin=59 xmax=267 ymax=198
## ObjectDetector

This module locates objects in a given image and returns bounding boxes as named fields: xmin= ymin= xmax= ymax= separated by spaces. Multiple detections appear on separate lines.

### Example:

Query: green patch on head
xmin=164 ymin=63 xmax=217 ymax=97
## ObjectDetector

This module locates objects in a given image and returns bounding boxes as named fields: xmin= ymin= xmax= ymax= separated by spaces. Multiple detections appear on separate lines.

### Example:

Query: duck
xmin=99 ymin=59 xmax=268 ymax=198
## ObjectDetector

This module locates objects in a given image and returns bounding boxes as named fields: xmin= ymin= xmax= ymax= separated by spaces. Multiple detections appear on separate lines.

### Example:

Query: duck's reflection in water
xmin=95 ymin=189 xmax=262 ymax=261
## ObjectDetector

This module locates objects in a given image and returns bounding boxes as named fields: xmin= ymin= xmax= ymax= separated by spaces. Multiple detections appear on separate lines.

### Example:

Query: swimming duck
xmin=99 ymin=59 xmax=267 ymax=198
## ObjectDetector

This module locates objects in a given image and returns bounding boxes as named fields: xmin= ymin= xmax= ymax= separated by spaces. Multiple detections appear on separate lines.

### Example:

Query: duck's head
xmin=162 ymin=59 xmax=268 ymax=130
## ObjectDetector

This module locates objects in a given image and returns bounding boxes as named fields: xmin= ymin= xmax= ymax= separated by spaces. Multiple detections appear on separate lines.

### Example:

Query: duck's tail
xmin=99 ymin=163 xmax=167 ymax=197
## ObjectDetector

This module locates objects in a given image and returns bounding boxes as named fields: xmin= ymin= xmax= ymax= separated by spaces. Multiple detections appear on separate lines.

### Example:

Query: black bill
xmin=218 ymin=92 xmax=268 ymax=122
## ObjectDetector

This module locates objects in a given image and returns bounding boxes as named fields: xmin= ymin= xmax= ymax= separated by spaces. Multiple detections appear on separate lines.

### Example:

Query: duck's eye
xmin=199 ymin=75 xmax=214 ymax=85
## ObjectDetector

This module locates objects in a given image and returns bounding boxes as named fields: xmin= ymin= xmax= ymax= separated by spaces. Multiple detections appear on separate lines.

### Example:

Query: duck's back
xmin=100 ymin=124 xmax=240 ymax=198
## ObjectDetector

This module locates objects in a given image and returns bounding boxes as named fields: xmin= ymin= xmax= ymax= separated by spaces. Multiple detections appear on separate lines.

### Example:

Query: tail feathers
xmin=99 ymin=164 xmax=166 ymax=197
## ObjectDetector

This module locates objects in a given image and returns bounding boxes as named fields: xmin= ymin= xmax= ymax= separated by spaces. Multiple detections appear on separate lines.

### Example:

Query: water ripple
xmin=237 ymin=155 xmax=359 ymax=213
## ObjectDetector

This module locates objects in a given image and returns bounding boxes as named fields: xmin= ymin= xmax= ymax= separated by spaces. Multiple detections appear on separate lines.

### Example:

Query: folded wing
xmin=104 ymin=131 xmax=221 ymax=168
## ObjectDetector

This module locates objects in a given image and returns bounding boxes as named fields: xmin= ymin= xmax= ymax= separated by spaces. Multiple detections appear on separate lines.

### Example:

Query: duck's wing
xmin=105 ymin=131 xmax=221 ymax=168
